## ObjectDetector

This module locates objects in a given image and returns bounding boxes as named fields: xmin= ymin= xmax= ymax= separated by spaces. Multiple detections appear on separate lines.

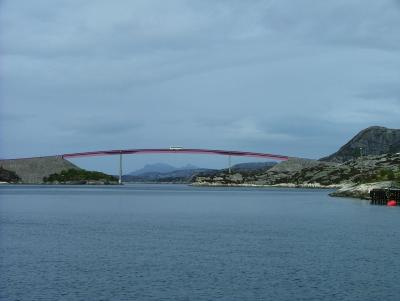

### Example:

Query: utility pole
xmin=119 ymin=152 xmax=123 ymax=185
xmin=359 ymin=147 xmax=363 ymax=183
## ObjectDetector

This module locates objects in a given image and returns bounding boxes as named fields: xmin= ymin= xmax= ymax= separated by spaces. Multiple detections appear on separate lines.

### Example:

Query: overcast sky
xmin=1 ymin=0 xmax=399 ymax=173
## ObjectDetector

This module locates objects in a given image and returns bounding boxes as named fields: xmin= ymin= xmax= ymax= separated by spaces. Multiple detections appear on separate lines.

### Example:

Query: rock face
xmin=0 ymin=156 xmax=80 ymax=184
xmin=321 ymin=126 xmax=400 ymax=163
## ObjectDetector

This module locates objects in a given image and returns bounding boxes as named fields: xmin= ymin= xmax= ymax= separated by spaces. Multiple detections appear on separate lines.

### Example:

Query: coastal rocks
xmin=192 ymin=157 xmax=336 ymax=186
xmin=192 ymin=126 xmax=400 ymax=200
xmin=192 ymin=153 xmax=400 ymax=201
xmin=272 ymin=182 xmax=340 ymax=189
xmin=194 ymin=173 xmax=243 ymax=185
xmin=329 ymin=181 xmax=400 ymax=199
xmin=193 ymin=153 xmax=400 ymax=188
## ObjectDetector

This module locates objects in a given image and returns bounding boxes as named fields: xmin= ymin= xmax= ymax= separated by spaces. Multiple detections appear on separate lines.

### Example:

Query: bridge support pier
xmin=228 ymin=155 xmax=231 ymax=174
xmin=119 ymin=152 xmax=123 ymax=185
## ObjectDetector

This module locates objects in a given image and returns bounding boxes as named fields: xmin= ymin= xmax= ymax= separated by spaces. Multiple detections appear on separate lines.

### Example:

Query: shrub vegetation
xmin=43 ymin=169 xmax=117 ymax=183
xmin=0 ymin=166 xmax=20 ymax=183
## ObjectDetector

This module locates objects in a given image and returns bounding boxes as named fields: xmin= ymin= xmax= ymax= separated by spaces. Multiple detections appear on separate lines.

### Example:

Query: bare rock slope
xmin=321 ymin=126 xmax=400 ymax=163
xmin=0 ymin=156 xmax=80 ymax=184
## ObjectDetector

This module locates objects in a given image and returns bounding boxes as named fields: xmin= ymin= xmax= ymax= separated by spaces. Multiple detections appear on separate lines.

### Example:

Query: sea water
xmin=1 ymin=184 xmax=399 ymax=301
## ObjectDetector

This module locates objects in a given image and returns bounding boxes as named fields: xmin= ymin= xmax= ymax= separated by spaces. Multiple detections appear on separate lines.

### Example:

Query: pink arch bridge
xmin=62 ymin=148 xmax=289 ymax=184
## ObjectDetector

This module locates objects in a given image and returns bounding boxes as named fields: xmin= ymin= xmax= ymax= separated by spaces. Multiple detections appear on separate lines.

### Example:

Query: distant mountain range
xmin=124 ymin=161 xmax=277 ymax=183
xmin=123 ymin=163 xmax=215 ymax=183
xmin=128 ymin=163 xmax=200 ymax=176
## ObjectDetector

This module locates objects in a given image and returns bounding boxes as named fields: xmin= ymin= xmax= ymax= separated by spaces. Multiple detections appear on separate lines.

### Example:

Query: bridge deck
xmin=62 ymin=148 xmax=289 ymax=161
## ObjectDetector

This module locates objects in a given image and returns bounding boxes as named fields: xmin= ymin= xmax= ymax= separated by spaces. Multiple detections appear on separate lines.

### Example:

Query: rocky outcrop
xmin=0 ymin=156 xmax=80 ymax=184
xmin=192 ymin=126 xmax=400 ymax=200
xmin=193 ymin=157 xmax=334 ymax=186
xmin=329 ymin=181 xmax=400 ymax=199
xmin=192 ymin=153 xmax=400 ymax=188
xmin=254 ymin=158 xmax=334 ymax=185
xmin=320 ymin=126 xmax=400 ymax=163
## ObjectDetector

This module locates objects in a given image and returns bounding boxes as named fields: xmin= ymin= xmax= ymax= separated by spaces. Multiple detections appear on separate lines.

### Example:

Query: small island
xmin=43 ymin=169 xmax=118 ymax=185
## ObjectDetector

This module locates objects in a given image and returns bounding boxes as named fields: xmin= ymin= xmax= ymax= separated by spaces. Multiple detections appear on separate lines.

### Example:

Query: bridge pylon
xmin=119 ymin=152 xmax=123 ymax=185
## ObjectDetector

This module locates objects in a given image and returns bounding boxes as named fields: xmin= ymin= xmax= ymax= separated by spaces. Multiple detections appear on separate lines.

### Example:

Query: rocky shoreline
xmin=191 ymin=182 xmax=340 ymax=189
xmin=329 ymin=181 xmax=399 ymax=199
xmin=191 ymin=152 xmax=400 ymax=200
xmin=192 ymin=180 xmax=400 ymax=200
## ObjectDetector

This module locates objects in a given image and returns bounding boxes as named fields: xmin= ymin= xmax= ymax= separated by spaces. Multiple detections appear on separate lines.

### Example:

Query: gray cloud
xmin=1 ymin=0 xmax=399 ymax=171
xmin=357 ymin=83 xmax=400 ymax=101
xmin=56 ymin=117 xmax=143 ymax=136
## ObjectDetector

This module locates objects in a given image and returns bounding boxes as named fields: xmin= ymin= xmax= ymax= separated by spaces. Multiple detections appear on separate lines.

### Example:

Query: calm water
xmin=1 ymin=184 xmax=400 ymax=301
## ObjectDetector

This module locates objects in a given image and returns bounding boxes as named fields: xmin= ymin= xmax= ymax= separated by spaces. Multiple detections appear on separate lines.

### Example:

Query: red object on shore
xmin=387 ymin=200 xmax=397 ymax=207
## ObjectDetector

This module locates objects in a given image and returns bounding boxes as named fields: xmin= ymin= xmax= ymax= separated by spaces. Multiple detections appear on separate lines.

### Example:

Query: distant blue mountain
xmin=123 ymin=161 xmax=277 ymax=183
xmin=124 ymin=163 xmax=213 ymax=183
xmin=128 ymin=163 xmax=200 ymax=176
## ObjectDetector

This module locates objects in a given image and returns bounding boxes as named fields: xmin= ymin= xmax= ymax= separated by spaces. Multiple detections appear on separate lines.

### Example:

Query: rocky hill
xmin=192 ymin=125 xmax=400 ymax=200
xmin=277 ymin=153 xmax=400 ymax=186
xmin=192 ymin=125 xmax=400 ymax=190
xmin=320 ymin=126 xmax=400 ymax=163
xmin=193 ymin=158 xmax=330 ymax=186
xmin=193 ymin=154 xmax=400 ymax=188
xmin=0 ymin=156 xmax=80 ymax=184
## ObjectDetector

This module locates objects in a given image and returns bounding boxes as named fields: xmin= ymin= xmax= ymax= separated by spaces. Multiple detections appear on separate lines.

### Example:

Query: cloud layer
xmin=1 ymin=0 xmax=399 ymax=171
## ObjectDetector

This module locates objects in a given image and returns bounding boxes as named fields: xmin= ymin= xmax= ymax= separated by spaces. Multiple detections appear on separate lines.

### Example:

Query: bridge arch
xmin=62 ymin=148 xmax=289 ymax=184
